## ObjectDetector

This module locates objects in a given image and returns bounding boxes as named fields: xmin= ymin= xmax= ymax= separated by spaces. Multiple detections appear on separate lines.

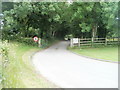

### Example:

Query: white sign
xmin=73 ymin=38 xmax=79 ymax=43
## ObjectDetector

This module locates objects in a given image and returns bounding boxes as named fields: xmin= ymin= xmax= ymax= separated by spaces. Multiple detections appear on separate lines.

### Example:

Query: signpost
xmin=33 ymin=36 xmax=41 ymax=47
xmin=73 ymin=38 xmax=79 ymax=43
xmin=38 ymin=38 xmax=41 ymax=47
xmin=70 ymin=38 xmax=79 ymax=47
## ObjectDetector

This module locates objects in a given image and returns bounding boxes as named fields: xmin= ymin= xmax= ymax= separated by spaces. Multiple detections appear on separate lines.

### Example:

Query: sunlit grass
xmin=0 ymin=53 xmax=2 ymax=89
xmin=1 ymin=42 xmax=57 ymax=88
xmin=68 ymin=45 xmax=118 ymax=62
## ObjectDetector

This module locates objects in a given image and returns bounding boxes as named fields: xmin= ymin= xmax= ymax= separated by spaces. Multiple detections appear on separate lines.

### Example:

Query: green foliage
xmin=2 ymin=2 xmax=118 ymax=41
xmin=16 ymin=38 xmax=38 ymax=46
xmin=100 ymin=2 xmax=118 ymax=37
xmin=79 ymin=23 xmax=91 ymax=32
xmin=2 ymin=2 xmax=14 ymax=12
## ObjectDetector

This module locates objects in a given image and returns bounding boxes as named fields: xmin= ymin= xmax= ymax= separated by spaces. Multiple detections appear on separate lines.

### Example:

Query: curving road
xmin=32 ymin=41 xmax=118 ymax=88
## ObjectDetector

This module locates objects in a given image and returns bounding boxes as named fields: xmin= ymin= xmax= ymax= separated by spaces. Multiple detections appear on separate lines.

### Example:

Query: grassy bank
xmin=0 ymin=41 xmax=57 ymax=88
xmin=68 ymin=45 xmax=118 ymax=62
xmin=0 ymin=51 xmax=2 ymax=89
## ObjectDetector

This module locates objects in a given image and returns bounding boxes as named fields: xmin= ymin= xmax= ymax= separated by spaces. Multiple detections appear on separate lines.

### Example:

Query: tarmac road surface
xmin=32 ymin=41 xmax=118 ymax=88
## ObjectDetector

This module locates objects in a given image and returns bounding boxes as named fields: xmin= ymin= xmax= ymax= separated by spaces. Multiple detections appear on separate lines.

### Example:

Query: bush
xmin=15 ymin=38 xmax=38 ymax=46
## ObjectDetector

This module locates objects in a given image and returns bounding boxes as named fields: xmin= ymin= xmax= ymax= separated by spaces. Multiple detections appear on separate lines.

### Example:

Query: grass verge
xmin=68 ymin=45 xmax=118 ymax=62
xmin=1 ymin=41 xmax=57 ymax=88
xmin=0 ymin=53 xmax=2 ymax=89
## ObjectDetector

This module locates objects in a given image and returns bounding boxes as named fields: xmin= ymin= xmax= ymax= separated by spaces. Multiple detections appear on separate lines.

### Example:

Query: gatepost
xmin=70 ymin=38 xmax=73 ymax=47
xmin=38 ymin=38 xmax=41 ymax=47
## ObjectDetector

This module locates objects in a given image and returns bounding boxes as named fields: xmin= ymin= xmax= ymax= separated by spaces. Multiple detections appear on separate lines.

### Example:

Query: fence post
xmin=78 ymin=38 xmax=80 ymax=47
xmin=38 ymin=38 xmax=41 ymax=47
xmin=113 ymin=38 xmax=115 ymax=44
xmin=91 ymin=37 xmax=94 ymax=47
xmin=105 ymin=37 xmax=107 ymax=46
xmin=118 ymin=37 xmax=120 ymax=45
xmin=70 ymin=38 xmax=73 ymax=47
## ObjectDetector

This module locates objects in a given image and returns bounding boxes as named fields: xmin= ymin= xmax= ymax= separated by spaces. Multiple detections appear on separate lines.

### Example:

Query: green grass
xmin=0 ymin=53 xmax=2 ymax=89
xmin=68 ymin=45 xmax=118 ymax=62
xmin=1 ymin=42 xmax=57 ymax=88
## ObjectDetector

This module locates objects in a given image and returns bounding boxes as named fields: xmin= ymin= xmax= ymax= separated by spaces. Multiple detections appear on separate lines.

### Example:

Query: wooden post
xmin=105 ymin=37 xmax=107 ymax=46
xmin=113 ymin=38 xmax=114 ymax=44
xmin=91 ymin=37 xmax=94 ymax=47
xmin=78 ymin=38 xmax=80 ymax=47
xmin=38 ymin=38 xmax=41 ymax=47
xmin=70 ymin=38 xmax=73 ymax=47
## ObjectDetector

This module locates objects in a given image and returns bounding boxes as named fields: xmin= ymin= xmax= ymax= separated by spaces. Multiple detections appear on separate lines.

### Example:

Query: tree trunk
xmin=92 ymin=24 xmax=97 ymax=38
xmin=52 ymin=31 xmax=56 ymax=37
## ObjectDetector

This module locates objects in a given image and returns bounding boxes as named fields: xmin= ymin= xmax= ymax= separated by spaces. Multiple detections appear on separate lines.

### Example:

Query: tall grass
xmin=0 ymin=40 xmax=57 ymax=88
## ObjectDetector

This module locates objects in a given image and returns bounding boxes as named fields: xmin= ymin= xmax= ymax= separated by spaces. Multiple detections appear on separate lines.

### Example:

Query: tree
xmin=2 ymin=2 xmax=118 ymax=41
xmin=100 ymin=2 xmax=118 ymax=37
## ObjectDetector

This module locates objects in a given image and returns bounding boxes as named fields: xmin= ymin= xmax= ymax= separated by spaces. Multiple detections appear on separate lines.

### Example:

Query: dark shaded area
xmin=2 ymin=2 xmax=14 ymax=12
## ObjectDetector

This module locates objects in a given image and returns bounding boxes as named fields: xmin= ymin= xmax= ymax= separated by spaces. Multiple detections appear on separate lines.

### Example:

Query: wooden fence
xmin=70 ymin=37 xmax=119 ymax=47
